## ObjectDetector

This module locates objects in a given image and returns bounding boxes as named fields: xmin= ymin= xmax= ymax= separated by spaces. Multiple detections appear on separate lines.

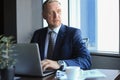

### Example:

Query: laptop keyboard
xmin=43 ymin=70 xmax=54 ymax=74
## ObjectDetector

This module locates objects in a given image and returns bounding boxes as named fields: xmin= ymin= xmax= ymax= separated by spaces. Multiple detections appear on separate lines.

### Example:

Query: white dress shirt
xmin=44 ymin=25 xmax=61 ymax=58
xmin=44 ymin=25 xmax=67 ymax=70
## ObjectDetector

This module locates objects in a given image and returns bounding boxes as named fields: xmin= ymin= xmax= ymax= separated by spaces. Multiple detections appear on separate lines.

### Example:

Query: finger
xmin=41 ymin=59 xmax=47 ymax=64
xmin=41 ymin=59 xmax=50 ymax=64
xmin=41 ymin=59 xmax=51 ymax=70
xmin=43 ymin=63 xmax=50 ymax=71
xmin=41 ymin=59 xmax=49 ymax=65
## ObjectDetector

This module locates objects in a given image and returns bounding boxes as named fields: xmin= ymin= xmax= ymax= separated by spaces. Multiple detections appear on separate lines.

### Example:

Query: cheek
xmin=46 ymin=18 xmax=53 ymax=24
xmin=58 ymin=15 xmax=62 ymax=20
xmin=47 ymin=15 xmax=53 ymax=20
xmin=45 ymin=16 xmax=52 ymax=21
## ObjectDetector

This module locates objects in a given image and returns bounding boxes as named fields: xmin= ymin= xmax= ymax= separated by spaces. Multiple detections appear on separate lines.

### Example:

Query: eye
xmin=47 ymin=11 xmax=53 ymax=15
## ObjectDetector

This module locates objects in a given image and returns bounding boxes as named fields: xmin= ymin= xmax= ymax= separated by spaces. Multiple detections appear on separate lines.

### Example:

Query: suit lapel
xmin=53 ymin=24 xmax=66 ymax=59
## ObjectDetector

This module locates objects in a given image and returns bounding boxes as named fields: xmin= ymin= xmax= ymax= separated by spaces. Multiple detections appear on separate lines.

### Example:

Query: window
xmin=69 ymin=0 xmax=119 ymax=53
xmin=97 ymin=0 xmax=119 ymax=52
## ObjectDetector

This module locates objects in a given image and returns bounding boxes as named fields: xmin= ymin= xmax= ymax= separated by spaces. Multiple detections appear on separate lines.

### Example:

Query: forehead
xmin=43 ymin=2 xmax=61 ymax=11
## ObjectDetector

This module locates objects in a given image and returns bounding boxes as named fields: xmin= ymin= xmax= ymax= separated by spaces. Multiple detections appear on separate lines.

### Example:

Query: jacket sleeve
xmin=64 ymin=29 xmax=91 ymax=70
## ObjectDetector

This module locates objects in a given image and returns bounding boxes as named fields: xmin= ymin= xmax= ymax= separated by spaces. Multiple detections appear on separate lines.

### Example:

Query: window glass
xmin=97 ymin=0 xmax=119 ymax=52
xmin=69 ymin=0 xmax=119 ymax=53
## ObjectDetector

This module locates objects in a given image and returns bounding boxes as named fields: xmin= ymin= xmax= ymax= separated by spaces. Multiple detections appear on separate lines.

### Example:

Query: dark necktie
xmin=47 ymin=31 xmax=55 ymax=59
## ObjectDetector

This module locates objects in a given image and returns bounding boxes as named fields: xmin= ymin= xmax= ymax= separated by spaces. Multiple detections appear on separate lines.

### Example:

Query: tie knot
xmin=49 ymin=31 xmax=56 ymax=37
xmin=49 ymin=31 xmax=54 ymax=35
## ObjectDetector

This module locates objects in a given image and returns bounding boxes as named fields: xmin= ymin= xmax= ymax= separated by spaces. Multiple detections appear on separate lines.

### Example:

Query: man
xmin=31 ymin=0 xmax=91 ymax=71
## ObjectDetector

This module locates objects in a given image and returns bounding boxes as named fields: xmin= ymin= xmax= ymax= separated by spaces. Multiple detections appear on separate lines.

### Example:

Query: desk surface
xmin=16 ymin=69 xmax=120 ymax=80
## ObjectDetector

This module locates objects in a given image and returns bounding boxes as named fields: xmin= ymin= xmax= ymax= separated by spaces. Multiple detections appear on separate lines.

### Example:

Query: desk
xmin=16 ymin=69 xmax=120 ymax=80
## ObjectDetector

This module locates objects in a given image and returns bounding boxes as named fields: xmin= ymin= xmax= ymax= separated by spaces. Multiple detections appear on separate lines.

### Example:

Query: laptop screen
xmin=13 ymin=43 xmax=54 ymax=77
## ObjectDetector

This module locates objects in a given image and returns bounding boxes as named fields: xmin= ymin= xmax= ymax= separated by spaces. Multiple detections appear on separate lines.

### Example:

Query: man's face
xmin=43 ymin=2 xmax=62 ymax=28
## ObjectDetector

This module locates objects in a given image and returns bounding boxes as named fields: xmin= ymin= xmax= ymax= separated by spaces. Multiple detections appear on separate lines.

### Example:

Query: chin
xmin=49 ymin=23 xmax=61 ymax=28
xmin=52 ymin=26 xmax=58 ymax=28
xmin=52 ymin=24 xmax=60 ymax=27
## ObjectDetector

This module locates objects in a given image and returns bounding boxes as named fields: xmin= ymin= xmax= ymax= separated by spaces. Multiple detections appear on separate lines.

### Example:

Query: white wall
xmin=17 ymin=0 xmax=43 ymax=43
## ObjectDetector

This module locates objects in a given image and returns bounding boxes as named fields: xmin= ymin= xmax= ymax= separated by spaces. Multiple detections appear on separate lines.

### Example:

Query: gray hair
xmin=42 ymin=0 xmax=61 ymax=11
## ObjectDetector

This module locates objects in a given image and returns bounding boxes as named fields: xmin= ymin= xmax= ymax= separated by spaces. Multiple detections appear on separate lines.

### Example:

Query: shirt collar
xmin=48 ymin=24 xmax=61 ymax=34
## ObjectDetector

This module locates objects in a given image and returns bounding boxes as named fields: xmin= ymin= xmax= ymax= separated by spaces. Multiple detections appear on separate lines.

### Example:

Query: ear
xmin=42 ymin=12 xmax=46 ymax=19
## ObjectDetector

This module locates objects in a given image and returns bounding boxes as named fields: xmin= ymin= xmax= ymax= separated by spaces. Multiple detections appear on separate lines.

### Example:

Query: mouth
xmin=54 ymin=19 xmax=59 ymax=21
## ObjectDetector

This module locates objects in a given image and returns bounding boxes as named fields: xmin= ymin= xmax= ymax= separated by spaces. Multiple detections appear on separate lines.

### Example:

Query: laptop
xmin=13 ymin=43 xmax=55 ymax=77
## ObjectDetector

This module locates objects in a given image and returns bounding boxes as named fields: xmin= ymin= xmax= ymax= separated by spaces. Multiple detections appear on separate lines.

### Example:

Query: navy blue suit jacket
xmin=31 ymin=24 xmax=91 ymax=70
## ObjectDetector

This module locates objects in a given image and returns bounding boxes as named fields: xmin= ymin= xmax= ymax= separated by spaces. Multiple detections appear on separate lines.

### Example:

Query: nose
xmin=53 ymin=12 xmax=59 ymax=18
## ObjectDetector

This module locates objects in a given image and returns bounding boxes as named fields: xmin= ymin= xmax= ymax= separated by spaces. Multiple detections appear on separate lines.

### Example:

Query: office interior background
xmin=0 ymin=0 xmax=120 ymax=69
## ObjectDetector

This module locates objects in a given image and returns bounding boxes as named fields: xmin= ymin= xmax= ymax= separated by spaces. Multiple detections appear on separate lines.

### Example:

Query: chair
xmin=82 ymin=38 xmax=89 ymax=47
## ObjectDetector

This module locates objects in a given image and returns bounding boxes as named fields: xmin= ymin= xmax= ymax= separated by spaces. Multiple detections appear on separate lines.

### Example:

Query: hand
xmin=41 ymin=59 xmax=60 ymax=71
